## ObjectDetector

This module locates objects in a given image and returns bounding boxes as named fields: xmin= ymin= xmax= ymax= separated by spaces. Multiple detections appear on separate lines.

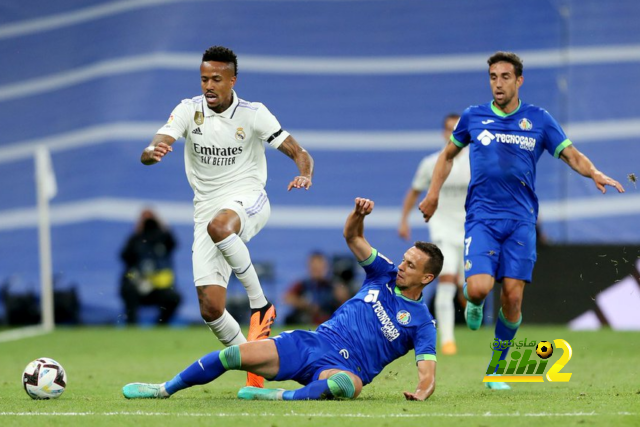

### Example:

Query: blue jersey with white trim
xmin=451 ymin=101 xmax=571 ymax=223
xmin=316 ymin=249 xmax=437 ymax=385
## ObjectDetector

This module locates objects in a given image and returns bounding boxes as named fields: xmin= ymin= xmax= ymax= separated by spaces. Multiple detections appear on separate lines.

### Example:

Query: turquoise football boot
xmin=122 ymin=383 xmax=169 ymax=399
xmin=238 ymin=386 xmax=285 ymax=400
xmin=484 ymin=374 xmax=511 ymax=390
xmin=464 ymin=301 xmax=484 ymax=330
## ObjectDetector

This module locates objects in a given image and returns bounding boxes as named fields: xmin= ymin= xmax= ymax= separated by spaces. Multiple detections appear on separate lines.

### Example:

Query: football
xmin=22 ymin=357 xmax=67 ymax=399
xmin=535 ymin=341 xmax=554 ymax=359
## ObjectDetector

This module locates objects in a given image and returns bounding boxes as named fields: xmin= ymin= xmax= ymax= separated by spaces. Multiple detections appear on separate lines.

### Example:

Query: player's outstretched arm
xmin=418 ymin=141 xmax=461 ymax=222
xmin=559 ymin=145 xmax=625 ymax=194
xmin=344 ymin=198 xmax=374 ymax=262
xmin=277 ymin=135 xmax=314 ymax=191
xmin=403 ymin=360 xmax=436 ymax=401
xmin=398 ymin=189 xmax=422 ymax=240
xmin=141 ymin=134 xmax=176 ymax=165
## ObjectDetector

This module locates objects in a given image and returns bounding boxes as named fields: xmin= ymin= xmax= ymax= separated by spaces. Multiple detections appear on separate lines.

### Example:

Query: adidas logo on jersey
xmin=192 ymin=127 xmax=202 ymax=135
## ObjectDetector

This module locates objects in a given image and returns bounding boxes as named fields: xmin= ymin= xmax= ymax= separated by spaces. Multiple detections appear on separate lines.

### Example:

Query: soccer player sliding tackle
xmin=123 ymin=197 xmax=442 ymax=401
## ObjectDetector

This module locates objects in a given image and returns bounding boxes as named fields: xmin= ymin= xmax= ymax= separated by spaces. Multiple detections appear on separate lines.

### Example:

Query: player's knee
xmin=327 ymin=372 xmax=358 ymax=399
xmin=199 ymin=300 xmax=225 ymax=322
xmin=207 ymin=217 xmax=234 ymax=242
xmin=502 ymin=290 xmax=523 ymax=312
xmin=219 ymin=345 xmax=242 ymax=370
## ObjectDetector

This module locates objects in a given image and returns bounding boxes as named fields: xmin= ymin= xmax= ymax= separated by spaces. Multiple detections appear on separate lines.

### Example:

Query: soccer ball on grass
xmin=22 ymin=357 xmax=67 ymax=399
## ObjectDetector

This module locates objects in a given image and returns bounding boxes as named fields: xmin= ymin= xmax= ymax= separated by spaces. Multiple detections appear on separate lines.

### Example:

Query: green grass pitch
xmin=1 ymin=326 xmax=638 ymax=427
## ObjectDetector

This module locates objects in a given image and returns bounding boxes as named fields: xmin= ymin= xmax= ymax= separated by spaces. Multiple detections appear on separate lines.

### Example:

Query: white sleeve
xmin=253 ymin=103 xmax=290 ymax=149
xmin=156 ymin=102 xmax=190 ymax=140
xmin=411 ymin=155 xmax=437 ymax=192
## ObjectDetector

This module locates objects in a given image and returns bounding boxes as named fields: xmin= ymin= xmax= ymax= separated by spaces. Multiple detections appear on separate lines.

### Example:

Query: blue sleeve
xmin=414 ymin=319 xmax=437 ymax=363
xmin=450 ymin=108 xmax=471 ymax=148
xmin=542 ymin=109 xmax=572 ymax=158
xmin=358 ymin=248 xmax=397 ymax=281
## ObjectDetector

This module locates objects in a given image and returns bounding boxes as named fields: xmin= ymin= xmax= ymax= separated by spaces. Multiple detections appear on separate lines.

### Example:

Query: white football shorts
xmin=192 ymin=190 xmax=271 ymax=287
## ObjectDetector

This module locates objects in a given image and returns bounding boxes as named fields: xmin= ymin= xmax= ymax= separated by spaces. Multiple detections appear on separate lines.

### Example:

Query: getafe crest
xmin=519 ymin=118 xmax=532 ymax=131
xmin=464 ymin=259 xmax=472 ymax=271
xmin=235 ymin=127 xmax=246 ymax=141
xmin=194 ymin=111 xmax=204 ymax=126
xmin=396 ymin=310 xmax=411 ymax=325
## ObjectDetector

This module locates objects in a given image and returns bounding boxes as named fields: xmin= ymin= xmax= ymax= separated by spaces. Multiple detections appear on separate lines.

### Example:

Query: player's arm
xmin=277 ymin=135 xmax=314 ymax=191
xmin=398 ymin=188 xmax=422 ymax=240
xmin=403 ymin=360 xmax=436 ymax=401
xmin=141 ymin=134 xmax=176 ymax=165
xmin=559 ymin=145 xmax=624 ymax=194
xmin=343 ymin=197 xmax=374 ymax=262
xmin=418 ymin=141 xmax=462 ymax=221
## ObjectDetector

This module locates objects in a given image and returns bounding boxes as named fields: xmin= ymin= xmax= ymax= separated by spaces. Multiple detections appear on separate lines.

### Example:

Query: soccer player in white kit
xmin=140 ymin=46 xmax=314 ymax=388
xmin=398 ymin=114 xmax=468 ymax=355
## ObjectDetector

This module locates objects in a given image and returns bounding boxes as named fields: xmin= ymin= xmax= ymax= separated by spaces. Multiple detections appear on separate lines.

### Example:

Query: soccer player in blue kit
xmin=123 ymin=197 xmax=442 ymax=401
xmin=419 ymin=51 xmax=625 ymax=390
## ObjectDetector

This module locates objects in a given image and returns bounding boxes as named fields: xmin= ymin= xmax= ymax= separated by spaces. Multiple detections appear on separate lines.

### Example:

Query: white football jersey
xmin=412 ymin=147 xmax=470 ymax=243
xmin=157 ymin=91 xmax=289 ymax=219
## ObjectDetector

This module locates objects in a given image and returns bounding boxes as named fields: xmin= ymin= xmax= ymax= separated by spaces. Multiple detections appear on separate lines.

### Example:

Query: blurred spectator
xmin=284 ymin=252 xmax=349 ymax=325
xmin=120 ymin=209 xmax=181 ymax=325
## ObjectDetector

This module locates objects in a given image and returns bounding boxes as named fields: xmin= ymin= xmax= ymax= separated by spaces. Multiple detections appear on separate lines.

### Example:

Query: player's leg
xmin=208 ymin=208 xmax=269 ymax=310
xmin=238 ymin=368 xmax=362 ymax=401
xmin=434 ymin=241 xmax=460 ymax=354
xmin=194 ymin=218 xmax=248 ymax=345
xmin=210 ymin=195 xmax=276 ymax=339
xmin=485 ymin=220 xmax=534 ymax=390
xmin=462 ymin=220 xmax=501 ymax=330
xmin=197 ymin=285 xmax=247 ymax=344
xmin=209 ymin=193 xmax=276 ymax=387
xmin=484 ymin=277 xmax=524 ymax=390
xmin=123 ymin=340 xmax=279 ymax=399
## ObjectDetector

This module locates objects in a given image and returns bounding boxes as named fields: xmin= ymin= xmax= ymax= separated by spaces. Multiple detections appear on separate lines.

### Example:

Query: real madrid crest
xmin=194 ymin=111 xmax=204 ymax=126
xmin=235 ymin=127 xmax=246 ymax=141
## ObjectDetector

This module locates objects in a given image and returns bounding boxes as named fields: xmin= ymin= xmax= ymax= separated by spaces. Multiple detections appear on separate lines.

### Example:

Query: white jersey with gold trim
xmin=156 ymin=90 xmax=289 ymax=220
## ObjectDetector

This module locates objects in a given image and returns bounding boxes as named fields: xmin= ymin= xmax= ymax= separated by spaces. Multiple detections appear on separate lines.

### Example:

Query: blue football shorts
xmin=270 ymin=330 xmax=357 ymax=385
xmin=463 ymin=219 xmax=537 ymax=282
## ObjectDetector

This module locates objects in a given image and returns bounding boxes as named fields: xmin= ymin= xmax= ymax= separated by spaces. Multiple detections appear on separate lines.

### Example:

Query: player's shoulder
xmin=236 ymin=96 xmax=264 ymax=112
xmin=520 ymin=102 xmax=547 ymax=115
xmin=178 ymin=95 xmax=203 ymax=109
xmin=462 ymin=103 xmax=491 ymax=115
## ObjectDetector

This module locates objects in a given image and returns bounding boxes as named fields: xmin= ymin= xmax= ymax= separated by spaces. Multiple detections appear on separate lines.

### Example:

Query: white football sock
xmin=205 ymin=310 xmax=247 ymax=346
xmin=435 ymin=282 xmax=458 ymax=344
xmin=215 ymin=234 xmax=268 ymax=309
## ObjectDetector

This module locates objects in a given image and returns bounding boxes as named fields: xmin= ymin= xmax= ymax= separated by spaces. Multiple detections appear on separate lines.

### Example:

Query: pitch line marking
xmin=0 ymin=411 xmax=636 ymax=418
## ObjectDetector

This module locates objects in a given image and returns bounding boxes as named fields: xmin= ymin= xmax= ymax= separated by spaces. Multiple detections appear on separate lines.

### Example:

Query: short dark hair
xmin=202 ymin=46 xmax=238 ymax=76
xmin=487 ymin=51 xmax=523 ymax=77
xmin=414 ymin=241 xmax=444 ymax=277
xmin=443 ymin=113 xmax=460 ymax=127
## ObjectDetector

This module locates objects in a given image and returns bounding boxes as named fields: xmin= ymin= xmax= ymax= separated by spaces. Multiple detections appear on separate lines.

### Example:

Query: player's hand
xmin=403 ymin=391 xmax=426 ymax=401
xmin=354 ymin=197 xmax=374 ymax=216
xmin=287 ymin=175 xmax=312 ymax=191
xmin=143 ymin=143 xmax=173 ymax=164
xmin=418 ymin=194 xmax=438 ymax=222
xmin=592 ymin=171 xmax=624 ymax=194
xmin=398 ymin=221 xmax=411 ymax=240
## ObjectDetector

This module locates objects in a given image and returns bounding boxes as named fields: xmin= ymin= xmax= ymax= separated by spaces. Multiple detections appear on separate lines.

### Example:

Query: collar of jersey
xmin=394 ymin=285 xmax=423 ymax=303
xmin=490 ymin=99 xmax=521 ymax=117
xmin=203 ymin=90 xmax=239 ymax=118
